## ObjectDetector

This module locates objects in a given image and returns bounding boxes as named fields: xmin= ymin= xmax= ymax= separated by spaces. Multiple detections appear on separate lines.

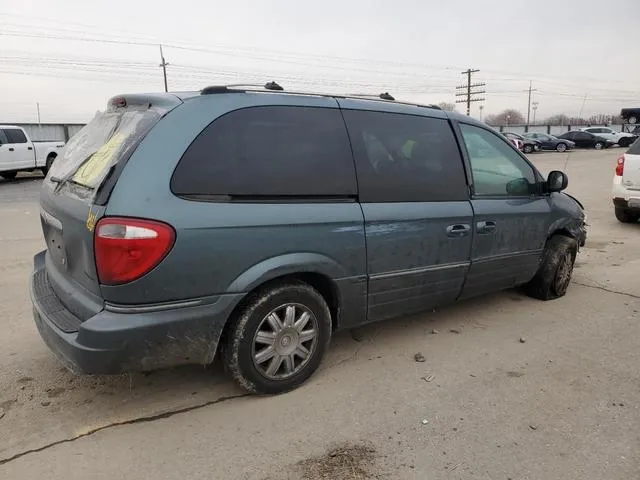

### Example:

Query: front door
xmin=2 ymin=128 xmax=33 ymax=169
xmin=339 ymin=104 xmax=473 ymax=322
xmin=456 ymin=123 xmax=551 ymax=299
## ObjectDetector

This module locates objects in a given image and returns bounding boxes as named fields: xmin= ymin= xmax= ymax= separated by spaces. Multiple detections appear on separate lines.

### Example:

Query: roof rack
xmin=199 ymin=81 xmax=441 ymax=110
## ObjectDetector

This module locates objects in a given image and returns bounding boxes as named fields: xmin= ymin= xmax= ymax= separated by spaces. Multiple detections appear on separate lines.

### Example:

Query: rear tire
xmin=556 ymin=143 xmax=567 ymax=152
xmin=222 ymin=282 xmax=332 ymax=395
xmin=525 ymin=235 xmax=577 ymax=300
xmin=41 ymin=154 xmax=56 ymax=177
xmin=0 ymin=171 xmax=17 ymax=180
xmin=615 ymin=207 xmax=640 ymax=223
xmin=523 ymin=144 xmax=534 ymax=154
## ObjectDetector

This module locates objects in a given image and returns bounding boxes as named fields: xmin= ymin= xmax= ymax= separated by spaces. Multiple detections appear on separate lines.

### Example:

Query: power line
xmin=455 ymin=69 xmax=485 ymax=116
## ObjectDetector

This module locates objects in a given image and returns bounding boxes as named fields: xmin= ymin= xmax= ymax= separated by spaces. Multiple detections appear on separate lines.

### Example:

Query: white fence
xmin=1 ymin=123 xmax=85 ymax=142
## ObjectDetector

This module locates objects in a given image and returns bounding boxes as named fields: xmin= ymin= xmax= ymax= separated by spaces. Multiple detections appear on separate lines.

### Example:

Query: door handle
xmin=477 ymin=220 xmax=497 ymax=234
xmin=28 ymin=147 xmax=33 ymax=150
xmin=8 ymin=148 xmax=14 ymax=152
xmin=446 ymin=224 xmax=471 ymax=237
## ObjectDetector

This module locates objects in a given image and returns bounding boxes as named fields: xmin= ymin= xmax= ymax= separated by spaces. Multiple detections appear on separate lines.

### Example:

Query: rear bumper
xmin=613 ymin=178 xmax=640 ymax=212
xmin=30 ymin=251 xmax=244 ymax=374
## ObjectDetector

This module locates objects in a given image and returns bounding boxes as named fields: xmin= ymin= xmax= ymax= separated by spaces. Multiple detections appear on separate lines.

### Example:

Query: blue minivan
xmin=30 ymin=84 xmax=586 ymax=394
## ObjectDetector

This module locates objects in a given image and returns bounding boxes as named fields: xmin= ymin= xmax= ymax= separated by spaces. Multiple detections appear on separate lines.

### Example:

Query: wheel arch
xmin=226 ymin=253 xmax=347 ymax=331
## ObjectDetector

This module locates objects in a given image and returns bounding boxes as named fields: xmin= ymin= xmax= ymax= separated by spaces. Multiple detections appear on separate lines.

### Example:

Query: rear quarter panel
xmin=102 ymin=94 xmax=367 ymax=320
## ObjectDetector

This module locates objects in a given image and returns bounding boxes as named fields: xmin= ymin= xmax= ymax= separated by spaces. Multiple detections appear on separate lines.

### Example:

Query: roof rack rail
xmin=201 ymin=81 xmax=283 ymax=95
xmin=198 ymin=81 xmax=441 ymax=111
xmin=348 ymin=92 xmax=396 ymax=101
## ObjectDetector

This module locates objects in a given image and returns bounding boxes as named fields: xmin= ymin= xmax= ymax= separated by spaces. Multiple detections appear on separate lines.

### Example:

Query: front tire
xmin=618 ymin=138 xmax=631 ymax=148
xmin=525 ymin=235 xmax=577 ymax=300
xmin=615 ymin=207 xmax=640 ymax=223
xmin=594 ymin=142 xmax=604 ymax=150
xmin=556 ymin=143 xmax=567 ymax=152
xmin=222 ymin=282 xmax=332 ymax=395
xmin=523 ymin=144 xmax=534 ymax=154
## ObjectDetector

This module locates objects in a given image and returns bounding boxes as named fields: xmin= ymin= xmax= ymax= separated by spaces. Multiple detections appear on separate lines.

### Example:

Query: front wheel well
xmin=547 ymin=229 xmax=578 ymax=255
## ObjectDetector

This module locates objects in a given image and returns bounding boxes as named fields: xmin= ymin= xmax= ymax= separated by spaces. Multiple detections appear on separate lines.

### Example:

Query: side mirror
xmin=547 ymin=170 xmax=568 ymax=192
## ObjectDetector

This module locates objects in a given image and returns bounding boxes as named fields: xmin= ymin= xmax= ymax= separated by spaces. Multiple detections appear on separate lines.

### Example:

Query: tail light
xmin=94 ymin=217 xmax=175 ymax=285
xmin=616 ymin=154 xmax=625 ymax=176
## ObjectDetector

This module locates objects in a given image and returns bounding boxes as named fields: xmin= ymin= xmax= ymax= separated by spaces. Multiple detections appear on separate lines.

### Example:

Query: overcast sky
xmin=2 ymin=0 xmax=639 ymax=123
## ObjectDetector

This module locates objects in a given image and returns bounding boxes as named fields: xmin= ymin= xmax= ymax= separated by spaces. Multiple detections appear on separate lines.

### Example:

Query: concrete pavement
xmin=0 ymin=150 xmax=638 ymax=479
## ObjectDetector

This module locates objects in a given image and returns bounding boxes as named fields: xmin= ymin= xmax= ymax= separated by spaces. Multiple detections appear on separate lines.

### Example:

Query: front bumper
xmin=30 ymin=251 xmax=243 ymax=374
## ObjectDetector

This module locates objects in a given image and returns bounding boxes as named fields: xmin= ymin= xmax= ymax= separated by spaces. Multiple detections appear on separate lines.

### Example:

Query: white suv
xmin=613 ymin=140 xmax=640 ymax=223
xmin=582 ymin=127 xmax=637 ymax=147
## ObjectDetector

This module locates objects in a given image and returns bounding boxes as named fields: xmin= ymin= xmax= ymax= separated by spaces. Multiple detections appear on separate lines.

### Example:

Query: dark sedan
xmin=555 ymin=131 xmax=615 ymax=150
xmin=503 ymin=132 xmax=541 ymax=153
xmin=523 ymin=132 xmax=575 ymax=152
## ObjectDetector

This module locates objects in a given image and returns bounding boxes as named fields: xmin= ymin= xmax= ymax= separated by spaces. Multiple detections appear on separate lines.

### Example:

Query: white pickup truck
xmin=0 ymin=125 xmax=65 ymax=180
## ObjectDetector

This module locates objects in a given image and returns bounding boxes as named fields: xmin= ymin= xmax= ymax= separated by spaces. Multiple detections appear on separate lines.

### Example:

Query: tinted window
xmin=3 ymin=129 xmax=28 ymax=144
xmin=575 ymin=132 xmax=591 ymax=140
xmin=0 ymin=130 xmax=8 ymax=145
xmin=172 ymin=106 xmax=356 ymax=198
xmin=460 ymin=124 xmax=536 ymax=197
xmin=342 ymin=110 xmax=467 ymax=202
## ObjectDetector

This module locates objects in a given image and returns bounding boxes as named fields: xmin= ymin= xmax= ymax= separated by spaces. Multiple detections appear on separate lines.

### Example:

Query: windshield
xmin=48 ymin=106 xmax=164 ymax=196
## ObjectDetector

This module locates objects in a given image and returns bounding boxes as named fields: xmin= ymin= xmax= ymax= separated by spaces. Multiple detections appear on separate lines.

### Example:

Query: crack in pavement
xmin=574 ymin=281 xmax=640 ymax=300
xmin=0 ymin=392 xmax=250 ymax=466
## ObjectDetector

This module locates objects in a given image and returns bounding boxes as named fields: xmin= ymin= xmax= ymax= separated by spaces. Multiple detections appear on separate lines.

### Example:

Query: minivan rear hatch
xmin=39 ymin=94 xmax=181 ymax=321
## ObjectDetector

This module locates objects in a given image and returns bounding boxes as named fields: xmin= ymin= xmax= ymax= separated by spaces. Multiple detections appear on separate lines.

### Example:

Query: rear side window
xmin=171 ymin=106 xmax=356 ymax=198
xmin=0 ymin=130 xmax=8 ymax=145
xmin=342 ymin=110 xmax=468 ymax=202
xmin=3 ymin=129 xmax=28 ymax=143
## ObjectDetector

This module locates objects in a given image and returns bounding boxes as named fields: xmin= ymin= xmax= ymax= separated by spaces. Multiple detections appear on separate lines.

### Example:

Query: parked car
xmin=612 ymin=139 xmax=640 ymax=223
xmin=30 ymin=85 xmax=587 ymax=394
xmin=0 ymin=126 xmax=64 ymax=180
xmin=556 ymin=131 xmax=615 ymax=150
xmin=503 ymin=132 xmax=541 ymax=154
xmin=580 ymin=127 xmax=637 ymax=147
xmin=505 ymin=136 xmax=523 ymax=150
xmin=523 ymin=132 xmax=575 ymax=152
xmin=620 ymin=107 xmax=640 ymax=125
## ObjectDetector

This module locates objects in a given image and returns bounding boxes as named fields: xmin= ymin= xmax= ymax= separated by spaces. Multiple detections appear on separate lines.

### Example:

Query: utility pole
xmin=159 ymin=44 xmax=169 ymax=92
xmin=525 ymin=81 xmax=537 ymax=126
xmin=532 ymin=101 xmax=539 ymax=124
xmin=455 ymin=69 xmax=485 ymax=116
xmin=36 ymin=102 xmax=41 ymax=124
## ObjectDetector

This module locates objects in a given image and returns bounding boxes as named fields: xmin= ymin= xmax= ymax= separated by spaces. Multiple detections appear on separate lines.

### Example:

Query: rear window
xmin=48 ymin=107 xmax=164 ymax=196
xmin=171 ymin=106 xmax=357 ymax=199
xmin=627 ymin=138 xmax=640 ymax=155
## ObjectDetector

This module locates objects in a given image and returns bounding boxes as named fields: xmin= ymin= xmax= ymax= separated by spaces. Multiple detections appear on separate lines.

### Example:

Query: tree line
xmin=436 ymin=103 xmax=622 ymax=126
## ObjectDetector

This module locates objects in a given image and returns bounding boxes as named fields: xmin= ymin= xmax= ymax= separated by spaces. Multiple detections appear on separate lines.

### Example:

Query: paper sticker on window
xmin=72 ymin=133 xmax=126 ymax=187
